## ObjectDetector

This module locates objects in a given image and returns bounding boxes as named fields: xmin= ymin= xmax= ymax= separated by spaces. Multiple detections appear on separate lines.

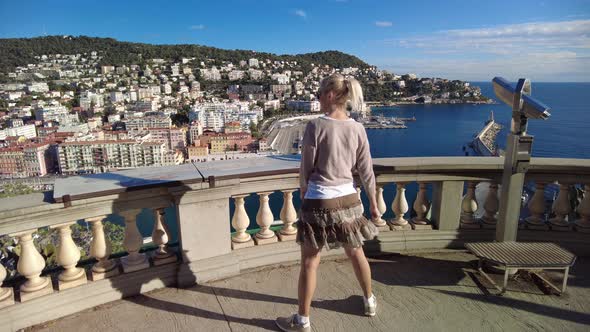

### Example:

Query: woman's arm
xmin=355 ymin=125 xmax=377 ymax=206
xmin=299 ymin=121 xmax=316 ymax=199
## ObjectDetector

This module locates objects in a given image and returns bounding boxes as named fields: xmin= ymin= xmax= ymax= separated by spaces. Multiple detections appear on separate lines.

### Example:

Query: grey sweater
xmin=299 ymin=116 xmax=376 ymax=202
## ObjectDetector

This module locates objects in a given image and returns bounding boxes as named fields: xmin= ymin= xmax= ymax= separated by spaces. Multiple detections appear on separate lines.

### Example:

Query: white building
xmin=286 ymin=100 xmax=321 ymax=112
xmin=35 ymin=106 xmax=78 ymax=124
xmin=26 ymin=82 xmax=49 ymax=93
xmin=110 ymin=91 xmax=124 ymax=103
xmin=200 ymin=67 xmax=222 ymax=81
xmin=248 ymin=69 xmax=263 ymax=80
xmin=248 ymin=58 xmax=259 ymax=68
xmin=188 ymin=122 xmax=204 ymax=144
xmin=0 ymin=124 xmax=37 ymax=140
xmin=124 ymin=115 xmax=172 ymax=131
xmin=272 ymin=73 xmax=289 ymax=84
xmin=229 ymin=70 xmax=245 ymax=81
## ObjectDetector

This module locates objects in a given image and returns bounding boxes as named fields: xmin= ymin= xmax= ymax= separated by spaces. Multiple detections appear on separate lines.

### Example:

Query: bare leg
xmin=345 ymin=246 xmax=372 ymax=298
xmin=298 ymin=244 xmax=321 ymax=317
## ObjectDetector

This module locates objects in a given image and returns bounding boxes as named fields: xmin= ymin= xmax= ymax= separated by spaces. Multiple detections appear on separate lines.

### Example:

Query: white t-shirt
xmin=304 ymin=115 xmax=357 ymax=199
xmin=304 ymin=181 xmax=357 ymax=199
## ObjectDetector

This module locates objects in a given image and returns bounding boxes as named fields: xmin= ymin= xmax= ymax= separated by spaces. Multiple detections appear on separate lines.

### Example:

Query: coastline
xmin=368 ymin=99 xmax=498 ymax=108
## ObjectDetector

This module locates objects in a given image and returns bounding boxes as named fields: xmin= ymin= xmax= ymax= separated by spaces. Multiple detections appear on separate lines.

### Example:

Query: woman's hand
xmin=369 ymin=202 xmax=381 ymax=221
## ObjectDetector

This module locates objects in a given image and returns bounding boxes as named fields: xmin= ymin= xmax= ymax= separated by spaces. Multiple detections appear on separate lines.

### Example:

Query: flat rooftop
xmin=29 ymin=251 xmax=590 ymax=331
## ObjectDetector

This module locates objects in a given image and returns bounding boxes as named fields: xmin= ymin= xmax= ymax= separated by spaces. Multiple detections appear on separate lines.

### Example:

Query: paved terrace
xmin=1 ymin=156 xmax=589 ymax=331
xmin=30 ymin=251 xmax=590 ymax=332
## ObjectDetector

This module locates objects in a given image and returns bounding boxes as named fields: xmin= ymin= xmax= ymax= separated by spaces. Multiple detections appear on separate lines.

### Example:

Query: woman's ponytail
xmin=345 ymin=77 xmax=364 ymax=113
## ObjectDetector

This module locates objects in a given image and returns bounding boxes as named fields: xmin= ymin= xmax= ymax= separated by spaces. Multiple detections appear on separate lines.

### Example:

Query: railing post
xmin=575 ymin=184 xmax=590 ymax=232
xmin=87 ymin=216 xmax=119 ymax=281
xmin=460 ymin=182 xmax=481 ymax=229
xmin=278 ymin=189 xmax=298 ymax=241
xmin=152 ymin=208 xmax=177 ymax=265
xmin=175 ymin=191 xmax=234 ymax=287
xmin=255 ymin=191 xmax=278 ymax=245
xmin=411 ymin=182 xmax=433 ymax=230
xmin=120 ymin=209 xmax=150 ymax=273
xmin=431 ymin=181 xmax=464 ymax=230
xmin=10 ymin=230 xmax=53 ymax=301
xmin=374 ymin=185 xmax=389 ymax=229
xmin=231 ymin=194 xmax=254 ymax=249
xmin=0 ymin=262 xmax=14 ymax=308
xmin=390 ymin=182 xmax=411 ymax=230
xmin=356 ymin=186 xmax=364 ymax=210
xmin=50 ymin=222 xmax=87 ymax=290
xmin=481 ymin=182 xmax=500 ymax=228
xmin=549 ymin=183 xmax=572 ymax=231
xmin=525 ymin=182 xmax=549 ymax=230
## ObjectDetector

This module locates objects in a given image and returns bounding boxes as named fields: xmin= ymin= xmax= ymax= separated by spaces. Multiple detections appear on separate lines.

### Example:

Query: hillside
xmin=0 ymin=36 xmax=370 ymax=72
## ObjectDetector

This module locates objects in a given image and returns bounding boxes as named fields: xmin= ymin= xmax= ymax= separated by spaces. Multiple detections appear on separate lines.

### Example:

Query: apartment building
xmin=58 ymin=140 xmax=166 ymax=174
xmin=0 ymin=142 xmax=53 ymax=178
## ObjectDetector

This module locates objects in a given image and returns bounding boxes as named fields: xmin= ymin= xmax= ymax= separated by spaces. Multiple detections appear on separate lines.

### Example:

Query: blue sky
xmin=1 ymin=0 xmax=589 ymax=81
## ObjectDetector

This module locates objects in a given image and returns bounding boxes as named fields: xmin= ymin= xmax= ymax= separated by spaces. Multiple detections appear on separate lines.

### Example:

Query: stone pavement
xmin=28 ymin=251 xmax=590 ymax=331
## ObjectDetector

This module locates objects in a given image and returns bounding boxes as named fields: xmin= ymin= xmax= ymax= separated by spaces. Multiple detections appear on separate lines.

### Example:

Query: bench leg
xmin=476 ymin=259 xmax=508 ymax=295
xmin=530 ymin=268 xmax=569 ymax=295
xmin=562 ymin=267 xmax=569 ymax=293
xmin=501 ymin=268 xmax=510 ymax=295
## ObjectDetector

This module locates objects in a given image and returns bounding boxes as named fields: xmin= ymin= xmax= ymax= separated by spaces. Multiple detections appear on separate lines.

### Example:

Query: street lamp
xmin=492 ymin=77 xmax=551 ymax=242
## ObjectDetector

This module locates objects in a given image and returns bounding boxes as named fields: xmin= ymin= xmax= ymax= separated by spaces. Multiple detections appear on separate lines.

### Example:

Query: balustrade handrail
xmin=0 ymin=156 xmax=588 ymax=236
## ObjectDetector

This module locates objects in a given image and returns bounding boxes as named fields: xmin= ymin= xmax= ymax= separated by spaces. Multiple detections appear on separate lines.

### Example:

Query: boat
xmin=468 ymin=111 xmax=502 ymax=157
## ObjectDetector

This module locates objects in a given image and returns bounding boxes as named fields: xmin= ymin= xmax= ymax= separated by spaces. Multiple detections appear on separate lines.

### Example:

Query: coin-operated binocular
xmin=492 ymin=77 xmax=551 ymax=242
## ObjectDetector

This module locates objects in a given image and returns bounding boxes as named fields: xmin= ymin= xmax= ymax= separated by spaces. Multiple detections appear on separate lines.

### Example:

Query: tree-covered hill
xmin=0 ymin=35 xmax=369 ymax=72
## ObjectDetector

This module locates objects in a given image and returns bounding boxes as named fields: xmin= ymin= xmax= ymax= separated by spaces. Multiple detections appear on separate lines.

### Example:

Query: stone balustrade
xmin=0 ymin=156 xmax=589 ymax=331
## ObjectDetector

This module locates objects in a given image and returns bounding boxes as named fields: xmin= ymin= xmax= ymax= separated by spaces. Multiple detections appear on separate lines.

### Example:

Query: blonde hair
xmin=319 ymin=73 xmax=364 ymax=112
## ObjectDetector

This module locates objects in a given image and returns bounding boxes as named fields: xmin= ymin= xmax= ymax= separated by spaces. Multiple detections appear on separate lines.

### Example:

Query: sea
xmin=131 ymin=82 xmax=589 ymax=242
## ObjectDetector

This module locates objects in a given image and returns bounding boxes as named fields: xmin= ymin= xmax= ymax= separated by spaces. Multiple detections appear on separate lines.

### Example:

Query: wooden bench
xmin=465 ymin=242 xmax=576 ymax=295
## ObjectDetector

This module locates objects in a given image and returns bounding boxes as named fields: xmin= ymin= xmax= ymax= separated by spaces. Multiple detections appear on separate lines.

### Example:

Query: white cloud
xmin=389 ymin=20 xmax=590 ymax=54
xmin=377 ymin=52 xmax=590 ymax=82
xmin=375 ymin=21 xmax=393 ymax=27
xmin=373 ymin=20 xmax=590 ymax=81
xmin=189 ymin=24 xmax=205 ymax=30
xmin=294 ymin=9 xmax=307 ymax=19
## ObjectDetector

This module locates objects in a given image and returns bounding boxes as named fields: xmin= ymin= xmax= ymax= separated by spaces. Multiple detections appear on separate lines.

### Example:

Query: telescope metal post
xmin=496 ymin=79 xmax=534 ymax=242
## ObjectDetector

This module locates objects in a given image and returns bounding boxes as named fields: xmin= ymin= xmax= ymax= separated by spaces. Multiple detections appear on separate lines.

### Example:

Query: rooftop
xmin=30 ymin=251 xmax=590 ymax=331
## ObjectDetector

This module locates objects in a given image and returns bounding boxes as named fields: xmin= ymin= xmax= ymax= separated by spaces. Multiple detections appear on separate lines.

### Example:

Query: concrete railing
xmin=0 ymin=156 xmax=589 ymax=331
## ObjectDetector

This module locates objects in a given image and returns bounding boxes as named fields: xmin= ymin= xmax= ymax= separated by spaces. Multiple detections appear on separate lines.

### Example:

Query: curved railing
xmin=0 ymin=156 xmax=589 ymax=331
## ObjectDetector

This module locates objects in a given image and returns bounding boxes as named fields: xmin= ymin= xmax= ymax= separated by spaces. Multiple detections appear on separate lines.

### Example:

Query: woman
xmin=276 ymin=74 xmax=380 ymax=332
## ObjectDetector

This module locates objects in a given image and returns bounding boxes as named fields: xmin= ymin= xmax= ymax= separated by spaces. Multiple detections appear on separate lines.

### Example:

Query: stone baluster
xmin=356 ymin=186 xmax=364 ymax=210
xmin=549 ymin=184 xmax=572 ymax=230
xmin=481 ymin=182 xmax=500 ymax=228
xmin=278 ymin=190 xmax=298 ymax=241
xmin=525 ymin=182 xmax=549 ymax=230
xmin=373 ymin=185 xmax=388 ymax=228
xmin=460 ymin=182 xmax=480 ymax=229
xmin=0 ymin=262 xmax=14 ymax=308
xmin=231 ymin=194 xmax=254 ymax=249
xmin=254 ymin=191 xmax=278 ymax=245
xmin=391 ymin=182 xmax=411 ymax=230
xmin=575 ymin=184 xmax=590 ymax=232
xmin=120 ymin=209 xmax=149 ymax=273
xmin=10 ymin=230 xmax=53 ymax=301
xmin=50 ymin=222 xmax=87 ymax=290
xmin=411 ymin=182 xmax=432 ymax=230
xmin=152 ymin=208 xmax=177 ymax=265
xmin=87 ymin=216 xmax=119 ymax=281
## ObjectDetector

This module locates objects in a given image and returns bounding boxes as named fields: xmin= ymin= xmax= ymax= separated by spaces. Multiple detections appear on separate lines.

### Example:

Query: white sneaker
xmin=364 ymin=295 xmax=376 ymax=317
xmin=276 ymin=314 xmax=311 ymax=332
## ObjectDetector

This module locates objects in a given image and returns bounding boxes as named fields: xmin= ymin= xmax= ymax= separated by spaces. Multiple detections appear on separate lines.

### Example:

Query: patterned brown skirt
xmin=296 ymin=193 xmax=379 ymax=250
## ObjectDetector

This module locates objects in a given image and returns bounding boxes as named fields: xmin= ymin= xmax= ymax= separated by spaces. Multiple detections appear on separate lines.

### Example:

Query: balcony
xmin=0 ymin=156 xmax=589 ymax=331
